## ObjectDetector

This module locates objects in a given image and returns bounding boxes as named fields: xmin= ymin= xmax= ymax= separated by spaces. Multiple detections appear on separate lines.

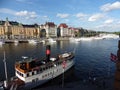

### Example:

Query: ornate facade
xmin=0 ymin=18 xmax=40 ymax=39
xmin=0 ymin=19 xmax=75 ymax=39
xmin=40 ymin=22 xmax=57 ymax=38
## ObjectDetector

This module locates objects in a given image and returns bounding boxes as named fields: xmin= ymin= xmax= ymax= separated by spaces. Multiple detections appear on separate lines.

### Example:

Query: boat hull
xmin=19 ymin=59 xmax=75 ymax=89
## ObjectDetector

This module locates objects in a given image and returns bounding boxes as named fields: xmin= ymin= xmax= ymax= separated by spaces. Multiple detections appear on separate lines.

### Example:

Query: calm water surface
xmin=0 ymin=39 xmax=119 ymax=83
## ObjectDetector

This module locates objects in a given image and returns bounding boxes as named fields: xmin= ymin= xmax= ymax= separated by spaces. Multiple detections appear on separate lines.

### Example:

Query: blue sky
xmin=0 ymin=0 xmax=120 ymax=32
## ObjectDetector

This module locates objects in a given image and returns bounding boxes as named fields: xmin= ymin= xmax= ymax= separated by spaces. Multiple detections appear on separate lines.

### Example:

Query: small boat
xmin=40 ymin=40 xmax=45 ymax=44
xmin=14 ymin=40 xmax=19 ymax=45
xmin=0 ymin=40 xmax=4 ymax=45
xmin=93 ymin=37 xmax=103 ymax=40
xmin=69 ymin=37 xmax=81 ymax=42
xmin=28 ymin=39 xmax=38 ymax=44
xmin=80 ymin=37 xmax=93 ymax=41
xmin=1 ymin=45 xmax=75 ymax=89
xmin=47 ymin=38 xmax=56 ymax=43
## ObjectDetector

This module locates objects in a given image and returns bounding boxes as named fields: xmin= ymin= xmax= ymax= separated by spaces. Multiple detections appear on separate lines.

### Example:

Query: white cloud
xmin=15 ymin=10 xmax=37 ymax=19
xmin=56 ymin=13 xmax=69 ymax=18
xmin=118 ymin=21 xmax=120 ymax=24
xmin=88 ymin=13 xmax=104 ymax=22
xmin=75 ymin=13 xmax=87 ymax=20
xmin=104 ymin=19 xmax=114 ymax=24
xmin=16 ymin=0 xmax=25 ymax=2
xmin=16 ymin=0 xmax=33 ymax=4
xmin=95 ymin=22 xmax=120 ymax=31
xmin=0 ymin=8 xmax=16 ymax=15
xmin=42 ymin=16 xmax=49 ymax=20
xmin=100 ymin=1 xmax=120 ymax=12
xmin=0 ymin=8 xmax=37 ymax=19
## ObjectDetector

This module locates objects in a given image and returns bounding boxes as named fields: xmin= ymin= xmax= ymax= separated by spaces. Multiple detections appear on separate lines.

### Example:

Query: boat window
xmin=50 ymin=72 xmax=52 ymax=75
xmin=32 ymin=79 xmax=35 ymax=83
xmin=21 ymin=74 xmax=23 ymax=77
xmin=36 ymin=70 xmax=39 ymax=74
xmin=32 ymin=72 xmax=34 ymax=75
xmin=36 ymin=78 xmax=38 ymax=81
xmin=27 ymin=73 xmax=29 ymax=77
xmin=40 ymin=69 xmax=42 ymax=72
xmin=16 ymin=71 xmax=19 ymax=74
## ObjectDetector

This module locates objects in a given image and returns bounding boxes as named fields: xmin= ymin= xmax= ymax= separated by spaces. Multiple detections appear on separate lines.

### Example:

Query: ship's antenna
xmin=3 ymin=51 xmax=8 ymax=88
xmin=73 ymin=47 xmax=76 ymax=53
xmin=73 ymin=44 xmax=77 ymax=53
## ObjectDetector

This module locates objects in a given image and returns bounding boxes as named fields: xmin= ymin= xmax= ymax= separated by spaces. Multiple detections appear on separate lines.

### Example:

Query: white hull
xmin=47 ymin=38 xmax=56 ymax=43
xmin=69 ymin=37 xmax=93 ymax=42
xmin=18 ymin=59 xmax=74 ymax=89
xmin=69 ymin=37 xmax=81 ymax=42
xmin=0 ymin=41 xmax=4 ymax=45
xmin=99 ymin=34 xmax=119 ymax=39
xmin=28 ymin=39 xmax=38 ymax=44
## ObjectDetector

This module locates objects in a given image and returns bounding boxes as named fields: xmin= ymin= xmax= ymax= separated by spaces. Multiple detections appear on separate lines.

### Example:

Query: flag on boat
xmin=62 ymin=60 xmax=66 ymax=69
xmin=110 ymin=53 xmax=118 ymax=62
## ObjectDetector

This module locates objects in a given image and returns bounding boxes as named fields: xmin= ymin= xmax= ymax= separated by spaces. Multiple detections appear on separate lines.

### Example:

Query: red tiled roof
xmin=45 ymin=22 xmax=55 ymax=27
xmin=59 ymin=23 xmax=68 ymax=28
xmin=68 ymin=27 xmax=76 ymax=30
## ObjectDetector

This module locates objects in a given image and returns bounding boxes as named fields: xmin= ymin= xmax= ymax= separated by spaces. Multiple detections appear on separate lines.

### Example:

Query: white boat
xmin=69 ymin=37 xmax=81 ymax=43
xmin=0 ymin=41 xmax=4 ymax=45
xmin=40 ymin=40 xmax=45 ymax=44
xmin=1 ymin=45 xmax=75 ymax=90
xmin=14 ymin=40 xmax=19 ymax=45
xmin=47 ymin=38 xmax=56 ymax=43
xmin=70 ymin=37 xmax=94 ymax=42
xmin=80 ymin=37 xmax=93 ymax=41
xmin=28 ymin=39 xmax=38 ymax=44
xmin=101 ymin=34 xmax=119 ymax=39
xmin=93 ymin=37 xmax=103 ymax=40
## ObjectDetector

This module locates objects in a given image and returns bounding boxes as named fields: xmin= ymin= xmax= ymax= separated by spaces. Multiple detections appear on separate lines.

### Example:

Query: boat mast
xmin=3 ymin=51 xmax=8 ymax=86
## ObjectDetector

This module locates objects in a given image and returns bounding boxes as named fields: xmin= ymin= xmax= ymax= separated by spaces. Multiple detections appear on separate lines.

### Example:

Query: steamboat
xmin=0 ymin=45 xmax=75 ymax=90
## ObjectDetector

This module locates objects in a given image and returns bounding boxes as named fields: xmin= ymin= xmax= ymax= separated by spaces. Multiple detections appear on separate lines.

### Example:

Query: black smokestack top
xmin=46 ymin=45 xmax=51 ymax=62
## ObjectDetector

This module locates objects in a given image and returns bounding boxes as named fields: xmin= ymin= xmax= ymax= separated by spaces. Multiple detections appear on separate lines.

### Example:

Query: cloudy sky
xmin=0 ymin=0 xmax=120 ymax=32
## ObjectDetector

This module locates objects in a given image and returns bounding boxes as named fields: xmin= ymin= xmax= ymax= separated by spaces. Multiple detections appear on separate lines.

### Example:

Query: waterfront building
xmin=69 ymin=27 xmax=80 ymax=37
xmin=0 ymin=18 xmax=40 ymax=39
xmin=0 ymin=18 xmax=80 ymax=39
xmin=58 ymin=23 xmax=74 ymax=37
xmin=40 ymin=22 xmax=57 ymax=38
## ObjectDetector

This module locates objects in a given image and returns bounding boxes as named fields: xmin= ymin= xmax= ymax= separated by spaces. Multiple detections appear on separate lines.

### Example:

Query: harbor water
xmin=0 ymin=39 xmax=118 ymax=89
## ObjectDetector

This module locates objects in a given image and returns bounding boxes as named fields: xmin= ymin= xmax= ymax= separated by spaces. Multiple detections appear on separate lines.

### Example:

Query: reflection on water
xmin=0 ymin=39 xmax=118 ymax=82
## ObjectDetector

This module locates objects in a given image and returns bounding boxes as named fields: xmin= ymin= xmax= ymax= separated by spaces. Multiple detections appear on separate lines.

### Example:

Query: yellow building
xmin=0 ymin=18 xmax=40 ymax=39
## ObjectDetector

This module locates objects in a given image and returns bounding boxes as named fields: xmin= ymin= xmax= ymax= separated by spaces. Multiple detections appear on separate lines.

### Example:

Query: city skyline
xmin=0 ymin=0 xmax=120 ymax=32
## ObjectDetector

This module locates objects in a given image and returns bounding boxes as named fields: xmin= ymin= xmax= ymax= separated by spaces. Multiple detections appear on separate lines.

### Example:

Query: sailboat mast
xmin=3 ymin=51 xmax=8 ymax=81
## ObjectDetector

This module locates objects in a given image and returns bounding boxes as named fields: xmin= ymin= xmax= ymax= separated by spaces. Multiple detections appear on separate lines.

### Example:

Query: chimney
xmin=46 ymin=45 xmax=51 ymax=62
